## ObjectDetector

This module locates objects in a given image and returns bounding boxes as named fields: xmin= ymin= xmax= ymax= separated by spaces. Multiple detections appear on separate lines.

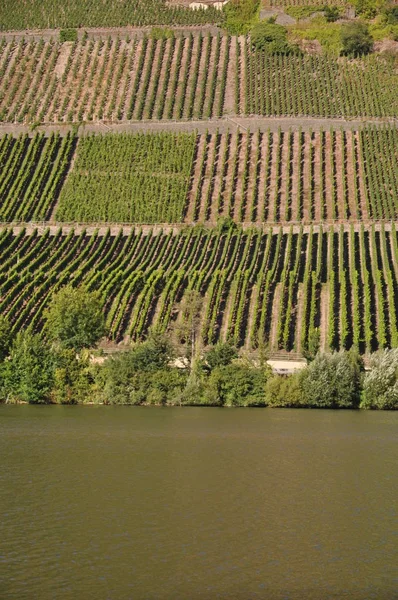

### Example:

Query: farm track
xmin=1 ymin=116 xmax=398 ymax=138
xmin=3 ymin=221 xmax=398 ymax=238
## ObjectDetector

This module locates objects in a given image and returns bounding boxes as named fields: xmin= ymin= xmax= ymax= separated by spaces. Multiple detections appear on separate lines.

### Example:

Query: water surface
xmin=0 ymin=407 xmax=397 ymax=600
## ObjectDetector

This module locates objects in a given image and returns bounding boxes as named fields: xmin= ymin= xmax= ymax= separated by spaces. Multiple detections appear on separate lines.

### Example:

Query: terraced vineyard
xmin=0 ymin=132 xmax=75 ymax=221
xmin=2 ymin=127 xmax=398 ymax=226
xmin=0 ymin=225 xmax=396 ymax=354
xmin=1 ymin=36 xmax=398 ymax=124
xmin=0 ymin=0 xmax=221 ymax=30
xmin=56 ymin=132 xmax=196 ymax=223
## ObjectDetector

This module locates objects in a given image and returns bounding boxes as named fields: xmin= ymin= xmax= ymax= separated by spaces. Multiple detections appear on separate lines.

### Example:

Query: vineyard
xmin=0 ymin=132 xmax=75 ymax=221
xmin=0 ymin=225 xmax=396 ymax=355
xmin=1 ymin=36 xmax=398 ymax=124
xmin=2 ymin=127 xmax=398 ymax=226
xmin=0 ymin=0 xmax=221 ymax=30
xmin=56 ymin=132 xmax=196 ymax=223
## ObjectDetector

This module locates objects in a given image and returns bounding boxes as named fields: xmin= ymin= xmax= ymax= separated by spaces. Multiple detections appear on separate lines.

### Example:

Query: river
xmin=0 ymin=406 xmax=397 ymax=600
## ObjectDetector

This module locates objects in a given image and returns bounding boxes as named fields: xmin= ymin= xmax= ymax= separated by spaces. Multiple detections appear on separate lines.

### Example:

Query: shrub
xmin=250 ymin=22 xmax=298 ymax=54
xmin=224 ymin=0 xmax=260 ymax=35
xmin=299 ymin=350 xmax=363 ymax=408
xmin=361 ymin=349 xmax=398 ymax=410
xmin=60 ymin=29 xmax=78 ymax=42
xmin=340 ymin=22 xmax=373 ymax=56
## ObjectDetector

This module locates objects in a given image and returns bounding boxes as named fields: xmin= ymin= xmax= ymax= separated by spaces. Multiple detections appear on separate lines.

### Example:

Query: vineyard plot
xmin=0 ymin=132 xmax=75 ymax=221
xmin=2 ymin=127 xmax=398 ymax=225
xmin=56 ymin=132 xmax=196 ymax=223
xmin=244 ymin=47 xmax=398 ymax=118
xmin=0 ymin=225 xmax=396 ymax=354
xmin=1 ymin=37 xmax=398 ymax=123
xmin=0 ymin=35 xmax=233 ymax=124
xmin=0 ymin=0 xmax=221 ymax=30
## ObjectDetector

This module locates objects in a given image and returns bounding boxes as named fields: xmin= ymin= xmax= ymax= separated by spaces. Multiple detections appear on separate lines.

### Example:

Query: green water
xmin=0 ymin=407 xmax=397 ymax=600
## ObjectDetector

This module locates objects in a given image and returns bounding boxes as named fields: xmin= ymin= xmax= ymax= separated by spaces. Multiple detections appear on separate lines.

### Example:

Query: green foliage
xmin=286 ymin=5 xmax=325 ymax=19
xmin=361 ymin=349 xmax=398 ymax=409
xmin=96 ymin=338 xmax=185 ymax=405
xmin=0 ymin=316 xmax=12 ymax=362
xmin=205 ymin=342 xmax=238 ymax=370
xmin=352 ymin=0 xmax=382 ymax=19
xmin=324 ymin=5 xmax=341 ymax=21
xmin=299 ymin=350 xmax=363 ymax=408
xmin=265 ymin=373 xmax=303 ymax=407
xmin=4 ymin=332 xmax=54 ymax=404
xmin=0 ymin=0 xmax=221 ymax=30
xmin=290 ymin=17 xmax=343 ymax=54
xmin=44 ymin=285 xmax=106 ymax=352
xmin=52 ymin=349 xmax=93 ymax=404
xmin=340 ymin=21 xmax=374 ymax=56
xmin=384 ymin=5 xmax=398 ymax=24
xmin=206 ymin=363 xmax=270 ymax=406
xmin=56 ymin=132 xmax=196 ymax=223
xmin=150 ymin=27 xmax=175 ymax=39
xmin=251 ymin=22 xmax=298 ymax=54
xmin=224 ymin=0 xmax=260 ymax=34
xmin=60 ymin=29 xmax=78 ymax=42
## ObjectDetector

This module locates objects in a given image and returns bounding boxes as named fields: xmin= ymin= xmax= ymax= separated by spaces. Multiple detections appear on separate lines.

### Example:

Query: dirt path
xmin=1 ymin=116 xmax=397 ymax=138
xmin=0 ymin=25 xmax=223 ymax=42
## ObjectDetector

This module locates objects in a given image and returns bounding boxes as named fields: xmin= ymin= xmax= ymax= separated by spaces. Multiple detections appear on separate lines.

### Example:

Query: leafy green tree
xmin=206 ymin=363 xmax=270 ymax=406
xmin=44 ymin=285 xmax=106 ymax=351
xmin=299 ymin=350 xmax=363 ymax=408
xmin=361 ymin=349 xmax=398 ymax=409
xmin=250 ymin=22 xmax=297 ymax=54
xmin=205 ymin=342 xmax=238 ymax=370
xmin=340 ymin=22 xmax=373 ymax=56
xmin=96 ymin=334 xmax=183 ymax=405
xmin=5 ymin=332 xmax=54 ymax=404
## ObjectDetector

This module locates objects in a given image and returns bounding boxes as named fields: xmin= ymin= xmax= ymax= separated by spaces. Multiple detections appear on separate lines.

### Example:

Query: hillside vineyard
xmin=0 ymin=28 xmax=397 ymax=356
xmin=1 ymin=37 xmax=398 ymax=123
xmin=0 ymin=225 xmax=396 ymax=354
xmin=1 ymin=128 xmax=398 ymax=224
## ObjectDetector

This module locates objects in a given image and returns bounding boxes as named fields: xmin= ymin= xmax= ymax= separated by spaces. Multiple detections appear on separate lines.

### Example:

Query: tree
xmin=250 ymin=22 xmax=297 ymax=54
xmin=44 ymin=285 xmax=106 ymax=351
xmin=173 ymin=290 xmax=203 ymax=369
xmin=4 ymin=332 xmax=54 ymax=404
xmin=340 ymin=22 xmax=373 ymax=56
xmin=361 ymin=349 xmax=398 ymax=409
xmin=205 ymin=342 xmax=238 ymax=370
xmin=299 ymin=350 xmax=363 ymax=408
xmin=205 ymin=363 xmax=270 ymax=406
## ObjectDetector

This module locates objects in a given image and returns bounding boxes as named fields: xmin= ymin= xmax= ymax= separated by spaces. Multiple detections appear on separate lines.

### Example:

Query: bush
xmin=361 ymin=349 xmax=398 ymax=410
xmin=224 ymin=0 xmax=260 ymax=35
xmin=340 ymin=22 xmax=373 ymax=56
xmin=4 ymin=332 xmax=54 ymax=404
xmin=324 ymin=5 xmax=341 ymax=22
xmin=265 ymin=373 xmax=303 ymax=407
xmin=205 ymin=342 xmax=238 ymax=370
xmin=250 ymin=22 xmax=298 ymax=54
xmin=150 ymin=27 xmax=175 ymax=39
xmin=60 ymin=29 xmax=78 ymax=42
xmin=299 ymin=350 xmax=363 ymax=408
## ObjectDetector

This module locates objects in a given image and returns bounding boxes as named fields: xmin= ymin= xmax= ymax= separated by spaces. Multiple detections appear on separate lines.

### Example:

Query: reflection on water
xmin=0 ymin=406 xmax=397 ymax=600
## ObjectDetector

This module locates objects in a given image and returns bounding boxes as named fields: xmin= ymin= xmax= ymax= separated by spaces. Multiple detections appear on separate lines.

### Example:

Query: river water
xmin=0 ymin=407 xmax=397 ymax=600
